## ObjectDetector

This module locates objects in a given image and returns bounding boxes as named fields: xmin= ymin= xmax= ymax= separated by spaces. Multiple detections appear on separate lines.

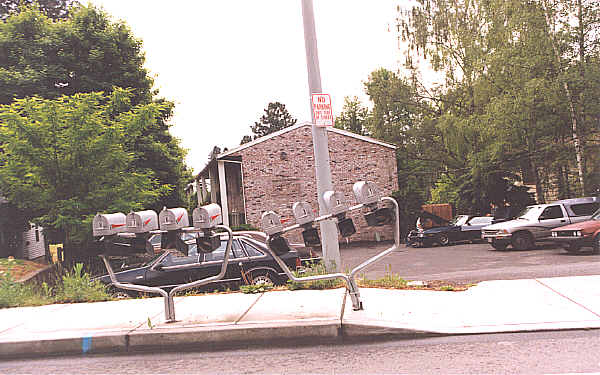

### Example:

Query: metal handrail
xmin=263 ymin=196 xmax=401 ymax=310
xmin=98 ymin=225 xmax=233 ymax=322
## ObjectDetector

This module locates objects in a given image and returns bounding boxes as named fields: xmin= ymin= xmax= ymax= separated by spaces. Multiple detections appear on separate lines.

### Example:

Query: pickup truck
xmin=550 ymin=208 xmax=600 ymax=254
xmin=481 ymin=197 xmax=599 ymax=250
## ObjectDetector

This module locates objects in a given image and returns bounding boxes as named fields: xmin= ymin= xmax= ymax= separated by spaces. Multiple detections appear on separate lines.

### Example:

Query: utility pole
xmin=301 ymin=0 xmax=341 ymax=271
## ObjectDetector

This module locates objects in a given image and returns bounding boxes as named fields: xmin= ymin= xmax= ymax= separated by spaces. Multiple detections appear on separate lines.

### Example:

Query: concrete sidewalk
xmin=1 ymin=275 xmax=599 ymax=358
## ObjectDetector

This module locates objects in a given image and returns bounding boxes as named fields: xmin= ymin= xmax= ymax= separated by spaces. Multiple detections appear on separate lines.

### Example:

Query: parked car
xmin=550 ymin=208 xmax=600 ymax=254
xmin=413 ymin=215 xmax=493 ymax=247
xmin=96 ymin=234 xmax=312 ymax=293
xmin=481 ymin=197 xmax=600 ymax=250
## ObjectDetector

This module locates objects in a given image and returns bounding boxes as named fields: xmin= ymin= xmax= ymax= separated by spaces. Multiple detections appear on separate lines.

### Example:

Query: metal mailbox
xmin=353 ymin=181 xmax=381 ymax=206
xmin=192 ymin=203 xmax=223 ymax=229
xmin=93 ymin=212 xmax=127 ymax=237
xmin=159 ymin=207 xmax=189 ymax=231
xmin=126 ymin=210 xmax=158 ymax=233
xmin=261 ymin=211 xmax=284 ymax=236
xmin=292 ymin=201 xmax=316 ymax=226
xmin=292 ymin=202 xmax=321 ymax=247
xmin=323 ymin=191 xmax=350 ymax=216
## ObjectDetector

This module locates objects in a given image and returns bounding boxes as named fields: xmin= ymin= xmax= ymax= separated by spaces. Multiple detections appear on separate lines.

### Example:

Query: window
xmin=35 ymin=229 xmax=39 ymax=242
xmin=541 ymin=205 xmax=563 ymax=220
xmin=468 ymin=217 xmax=492 ymax=225
xmin=569 ymin=203 xmax=600 ymax=216
xmin=241 ymin=241 xmax=265 ymax=257
xmin=202 ymin=239 xmax=243 ymax=262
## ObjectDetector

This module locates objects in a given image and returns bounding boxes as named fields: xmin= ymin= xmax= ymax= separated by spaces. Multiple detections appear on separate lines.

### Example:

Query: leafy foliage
xmin=0 ymin=5 xmax=191 ymax=212
xmin=0 ymin=91 xmax=166 ymax=249
xmin=0 ymin=0 xmax=78 ymax=20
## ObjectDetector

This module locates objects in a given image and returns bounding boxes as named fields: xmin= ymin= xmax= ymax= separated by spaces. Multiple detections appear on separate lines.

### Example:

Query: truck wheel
xmin=438 ymin=234 xmax=450 ymax=246
xmin=491 ymin=240 xmax=507 ymax=250
xmin=512 ymin=232 xmax=534 ymax=250
xmin=562 ymin=243 xmax=582 ymax=254
xmin=593 ymin=234 xmax=600 ymax=255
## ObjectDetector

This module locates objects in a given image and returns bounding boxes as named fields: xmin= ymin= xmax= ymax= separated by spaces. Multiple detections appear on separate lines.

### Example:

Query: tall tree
xmin=334 ymin=96 xmax=369 ymax=136
xmin=241 ymin=102 xmax=297 ymax=144
xmin=0 ymin=5 xmax=191 ymax=208
xmin=0 ymin=90 xmax=165 ymax=258
xmin=0 ymin=0 xmax=78 ymax=20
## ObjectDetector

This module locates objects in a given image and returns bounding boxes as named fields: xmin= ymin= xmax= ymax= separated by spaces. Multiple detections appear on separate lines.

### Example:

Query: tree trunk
xmin=541 ymin=0 xmax=585 ymax=193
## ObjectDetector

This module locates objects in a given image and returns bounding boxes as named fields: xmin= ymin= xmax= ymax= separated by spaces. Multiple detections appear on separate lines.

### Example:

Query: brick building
xmin=196 ymin=122 xmax=398 ymax=243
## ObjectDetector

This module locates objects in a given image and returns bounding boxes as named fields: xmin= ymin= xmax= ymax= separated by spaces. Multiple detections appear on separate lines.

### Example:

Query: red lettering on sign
xmin=176 ymin=213 xmax=184 ymax=223
xmin=143 ymin=218 xmax=151 ymax=226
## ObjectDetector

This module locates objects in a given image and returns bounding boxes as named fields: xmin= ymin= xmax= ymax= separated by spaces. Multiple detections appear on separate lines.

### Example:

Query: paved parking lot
xmin=324 ymin=241 xmax=600 ymax=283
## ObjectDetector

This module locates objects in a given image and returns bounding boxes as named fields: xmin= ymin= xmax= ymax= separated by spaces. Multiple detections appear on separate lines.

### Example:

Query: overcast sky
xmin=88 ymin=1 xmax=409 ymax=174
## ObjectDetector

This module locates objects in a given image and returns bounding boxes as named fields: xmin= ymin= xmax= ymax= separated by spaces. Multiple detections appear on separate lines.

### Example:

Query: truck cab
xmin=481 ymin=197 xmax=599 ymax=250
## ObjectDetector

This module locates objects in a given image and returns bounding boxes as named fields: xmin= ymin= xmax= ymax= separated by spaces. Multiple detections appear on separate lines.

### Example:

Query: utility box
xmin=159 ymin=207 xmax=189 ymax=231
xmin=126 ymin=210 xmax=158 ymax=233
xmin=93 ymin=213 xmax=126 ymax=237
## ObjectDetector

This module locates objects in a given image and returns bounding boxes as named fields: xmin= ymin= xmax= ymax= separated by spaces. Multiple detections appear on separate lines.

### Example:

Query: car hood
xmin=423 ymin=225 xmax=457 ymax=234
xmin=94 ymin=267 xmax=147 ymax=285
xmin=483 ymin=219 xmax=530 ymax=231
xmin=551 ymin=220 xmax=600 ymax=232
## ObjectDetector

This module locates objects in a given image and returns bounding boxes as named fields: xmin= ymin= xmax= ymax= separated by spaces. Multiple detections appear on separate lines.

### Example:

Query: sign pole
xmin=301 ymin=0 xmax=341 ymax=271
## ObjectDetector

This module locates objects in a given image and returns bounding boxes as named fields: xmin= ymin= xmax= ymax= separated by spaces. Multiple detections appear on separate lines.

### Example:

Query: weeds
xmin=286 ymin=260 xmax=344 ymax=291
xmin=54 ymin=263 xmax=110 ymax=303
xmin=240 ymin=283 xmax=273 ymax=294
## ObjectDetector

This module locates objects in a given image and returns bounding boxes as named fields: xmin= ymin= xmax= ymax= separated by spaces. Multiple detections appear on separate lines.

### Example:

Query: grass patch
xmin=240 ymin=283 xmax=273 ymax=294
xmin=358 ymin=273 xmax=408 ymax=289
xmin=286 ymin=261 xmax=345 ymax=290
xmin=0 ymin=272 xmax=53 ymax=308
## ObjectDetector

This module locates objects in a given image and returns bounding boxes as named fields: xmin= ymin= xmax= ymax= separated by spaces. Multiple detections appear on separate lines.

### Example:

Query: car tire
xmin=490 ymin=240 xmax=507 ymax=250
xmin=511 ymin=232 xmax=534 ymax=250
xmin=438 ymin=234 xmax=450 ymax=246
xmin=593 ymin=234 xmax=600 ymax=255
xmin=562 ymin=242 xmax=582 ymax=254
xmin=251 ymin=270 xmax=278 ymax=286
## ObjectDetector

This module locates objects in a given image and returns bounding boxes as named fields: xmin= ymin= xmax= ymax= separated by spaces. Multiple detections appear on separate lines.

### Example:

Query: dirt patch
xmin=0 ymin=258 xmax=49 ymax=280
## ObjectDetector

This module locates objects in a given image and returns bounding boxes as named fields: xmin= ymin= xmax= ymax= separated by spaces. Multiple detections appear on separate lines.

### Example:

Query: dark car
xmin=414 ymin=215 xmax=493 ymax=247
xmin=97 ymin=234 xmax=309 ymax=292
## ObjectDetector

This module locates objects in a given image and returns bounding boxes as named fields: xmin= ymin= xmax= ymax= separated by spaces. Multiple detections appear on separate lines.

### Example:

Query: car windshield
xmin=591 ymin=208 xmax=600 ymax=220
xmin=450 ymin=215 xmax=469 ymax=226
xmin=517 ymin=206 xmax=543 ymax=220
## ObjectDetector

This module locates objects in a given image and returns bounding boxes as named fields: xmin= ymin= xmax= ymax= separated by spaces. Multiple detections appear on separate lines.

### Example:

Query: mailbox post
xmin=93 ymin=204 xmax=234 ymax=322
xmin=260 ymin=181 xmax=401 ymax=310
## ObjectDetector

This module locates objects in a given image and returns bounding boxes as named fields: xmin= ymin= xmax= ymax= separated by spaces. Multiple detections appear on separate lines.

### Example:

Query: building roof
xmin=196 ymin=122 xmax=397 ymax=178
xmin=220 ymin=122 xmax=396 ymax=159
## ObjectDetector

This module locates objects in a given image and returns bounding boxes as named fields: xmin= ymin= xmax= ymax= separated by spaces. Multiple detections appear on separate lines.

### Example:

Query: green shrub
xmin=54 ymin=263 xmax=110 ymax=303
xmin=286 ymin=261 xmax=344 ymax=291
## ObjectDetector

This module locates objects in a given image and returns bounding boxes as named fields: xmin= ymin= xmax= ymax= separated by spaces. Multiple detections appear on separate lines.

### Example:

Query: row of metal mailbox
xmin=92 ymin=205 xmax=221 ymax=237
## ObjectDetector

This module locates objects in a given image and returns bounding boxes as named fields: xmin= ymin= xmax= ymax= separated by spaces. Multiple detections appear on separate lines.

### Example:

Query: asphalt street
xmin=2 ymin=330 xmax=599 ymax=374
xmin=334 ymin=241 xmax=600 ymax=283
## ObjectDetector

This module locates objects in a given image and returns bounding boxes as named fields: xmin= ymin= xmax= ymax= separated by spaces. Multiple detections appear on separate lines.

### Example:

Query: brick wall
xmin=229 ymin=125 xmax=398 ymax=243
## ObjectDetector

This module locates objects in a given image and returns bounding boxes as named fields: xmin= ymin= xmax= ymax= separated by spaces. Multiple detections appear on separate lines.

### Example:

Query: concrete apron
xmin=1 ymin=276 xmax=600 ymax=358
